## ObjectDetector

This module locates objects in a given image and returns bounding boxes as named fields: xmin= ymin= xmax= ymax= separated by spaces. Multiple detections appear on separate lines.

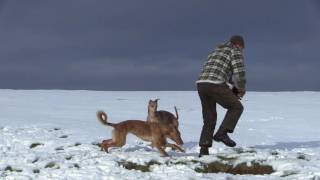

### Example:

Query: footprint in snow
xmin=59 ymin=135 xmax=68 ymax=138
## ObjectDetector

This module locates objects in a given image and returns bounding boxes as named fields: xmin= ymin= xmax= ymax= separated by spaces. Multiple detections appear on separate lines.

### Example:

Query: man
xmin=196 ymin=35 xmax=246 ymax=157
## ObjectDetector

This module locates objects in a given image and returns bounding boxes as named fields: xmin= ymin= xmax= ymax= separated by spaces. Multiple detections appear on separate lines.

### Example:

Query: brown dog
xmin=97 ymin=110 xmax=184 ymax=156
xmin=147 ymin=99 xmax=179 ymax=129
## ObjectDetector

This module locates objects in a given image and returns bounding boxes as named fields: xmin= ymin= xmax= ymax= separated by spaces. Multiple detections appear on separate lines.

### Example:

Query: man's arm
xmin=231 ymin=48 xmax=246 ymax=97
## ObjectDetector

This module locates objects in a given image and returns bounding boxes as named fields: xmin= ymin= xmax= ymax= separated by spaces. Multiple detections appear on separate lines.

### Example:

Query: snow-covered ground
xmin=1 ymin=90 xmax=320 ymax=179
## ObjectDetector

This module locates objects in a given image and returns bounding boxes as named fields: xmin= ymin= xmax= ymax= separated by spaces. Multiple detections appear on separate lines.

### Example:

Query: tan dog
xmin=97 ymin=111 xmax=184 ymax=156
xmin=147 ymin=99 xmax=179 ymax=129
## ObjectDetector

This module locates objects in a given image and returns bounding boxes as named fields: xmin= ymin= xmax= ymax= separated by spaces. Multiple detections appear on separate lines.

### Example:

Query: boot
xmin=198 ymin=147 xmax=209 ymax=157
xmin=213 ymin=128 xmax=236 ymax=147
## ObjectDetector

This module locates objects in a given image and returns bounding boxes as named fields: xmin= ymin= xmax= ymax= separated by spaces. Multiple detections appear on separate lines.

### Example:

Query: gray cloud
xmin=0 ymin=0 xmax=319 ymax=90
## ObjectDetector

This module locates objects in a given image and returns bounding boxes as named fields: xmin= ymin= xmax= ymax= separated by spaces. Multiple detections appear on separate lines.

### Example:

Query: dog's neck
xmin=148 ymin=108 xmax=157 ymax=118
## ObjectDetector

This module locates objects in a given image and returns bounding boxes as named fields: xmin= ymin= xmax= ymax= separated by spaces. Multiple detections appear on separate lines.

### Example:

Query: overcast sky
xmin=0 ymin=0 xmax=319 ymax=91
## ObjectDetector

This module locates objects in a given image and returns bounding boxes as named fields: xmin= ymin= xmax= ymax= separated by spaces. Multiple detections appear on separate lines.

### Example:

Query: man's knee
xmin=239 ymin=103 xmax=244 ymax=112
xmin=233 ymin=102 xmax=244 ymax=113
xmin=202 ymin=115 xmax=216 ymax=126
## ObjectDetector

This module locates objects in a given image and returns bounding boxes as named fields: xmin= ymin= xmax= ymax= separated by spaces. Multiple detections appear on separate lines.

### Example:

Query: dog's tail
xmin=96 ymin=110 xmax=116 ymax=127
xmin=174 ymin=106 xmax=179 ymax=120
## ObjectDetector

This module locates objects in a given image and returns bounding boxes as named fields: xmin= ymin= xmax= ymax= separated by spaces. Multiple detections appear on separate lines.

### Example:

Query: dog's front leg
xmin=155 ymin=145 xmax=169 ymax=157
xmin=165 ymin=143 xmax=185 ymax=153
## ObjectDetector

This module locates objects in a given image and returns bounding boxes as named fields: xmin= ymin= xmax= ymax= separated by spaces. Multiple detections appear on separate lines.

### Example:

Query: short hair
xmin=230 ymin=35 xmax=245 ymax=48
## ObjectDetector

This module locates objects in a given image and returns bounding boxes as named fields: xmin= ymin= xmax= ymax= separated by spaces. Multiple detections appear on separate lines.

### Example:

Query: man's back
xmin=197 ymin=42 xmax=246 ymax=90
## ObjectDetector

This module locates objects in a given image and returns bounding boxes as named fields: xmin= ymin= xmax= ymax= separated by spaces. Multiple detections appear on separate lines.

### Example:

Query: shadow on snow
xmin=254 ymin=140 xmax=320 ymax=150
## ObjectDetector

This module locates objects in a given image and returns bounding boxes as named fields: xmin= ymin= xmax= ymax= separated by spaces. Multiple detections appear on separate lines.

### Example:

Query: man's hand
xmin=232 ymin=86 xmax=239 ymax=96
xmin=238 ymin=88 xmax=245 ymax=99
xmin=232 ymin=87 xmax=245 ymax=100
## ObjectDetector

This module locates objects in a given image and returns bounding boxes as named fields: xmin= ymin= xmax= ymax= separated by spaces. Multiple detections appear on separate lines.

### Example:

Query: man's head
xmin=230 ymin=35 xmax=245 ymax=49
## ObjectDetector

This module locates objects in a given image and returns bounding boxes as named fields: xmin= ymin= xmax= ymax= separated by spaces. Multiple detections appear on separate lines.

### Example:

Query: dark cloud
xmin=0 ymin=0 xmax=319 ymax=90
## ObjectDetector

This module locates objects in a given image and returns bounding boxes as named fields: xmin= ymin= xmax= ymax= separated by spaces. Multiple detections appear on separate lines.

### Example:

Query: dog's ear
xmin=174 ymin=121 xmax=179 ymax=128
xmin=154 ymin=98 xmax=160 ymax=102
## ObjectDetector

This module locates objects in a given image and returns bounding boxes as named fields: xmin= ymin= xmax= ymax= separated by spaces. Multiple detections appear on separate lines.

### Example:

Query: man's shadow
xmin=183 ymin=140 xmax=320 ymax=151
xmin=253 ymin=140 xmax=320 ymax=150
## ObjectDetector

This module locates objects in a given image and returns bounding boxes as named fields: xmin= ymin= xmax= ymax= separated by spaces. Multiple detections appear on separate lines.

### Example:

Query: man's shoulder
xmin=211 ymin=44 xmax=233 ymax=55
xmin=216 ymin=43 xmax=232 ymax=50
xmin=231 ymin=46 xmax=243 ymax=54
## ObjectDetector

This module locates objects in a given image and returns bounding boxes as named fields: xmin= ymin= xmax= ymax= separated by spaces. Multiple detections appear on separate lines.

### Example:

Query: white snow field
xmin=1 ymin=90 xmax=320 ymax=180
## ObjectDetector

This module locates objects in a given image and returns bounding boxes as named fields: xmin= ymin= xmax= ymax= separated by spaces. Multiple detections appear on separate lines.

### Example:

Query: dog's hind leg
xmin=155 ymin=144 xmax=168 ymax=157
xmin=101 ymin=130 xmax=126 ymax=153
xmin=101 ymin=139 xmax=113 ymax=152
xmin=107 ymin=130 xmax=126 ymax=151
xmin=165 ymin=143 xmax=185 ymax=153
xmin=153 ymin=138 xmax=169 ymax=156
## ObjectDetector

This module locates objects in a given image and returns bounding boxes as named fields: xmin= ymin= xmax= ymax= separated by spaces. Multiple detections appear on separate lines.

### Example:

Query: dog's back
xmin=155 ymin=109 xmax=179 ymax=128
xmin=121 ymin=120 xmax=153 ymax=141
xmin=97 ymin=112 xmax=153 ymax=142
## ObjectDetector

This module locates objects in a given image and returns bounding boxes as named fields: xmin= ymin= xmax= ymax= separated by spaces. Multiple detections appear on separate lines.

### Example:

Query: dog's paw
xmin=160 ymin=153 xmax=169 ymax=157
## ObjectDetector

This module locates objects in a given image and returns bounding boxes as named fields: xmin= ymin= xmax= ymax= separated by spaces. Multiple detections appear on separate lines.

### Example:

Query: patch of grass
xmin=216 ymin=155 xmax=238 ymax=161
xmin=55 ymin=146 xmax=64 ymax=151
xmin=4 ymin=166 xmax=22 ymax=173
xmin=195 ymin=161 xmax=274 ymax=175
xmin=4 ymin=166 xmax=13 ymax=172
xmin=32 ymin=157 xmax=39 ymax=164
xmin=59 ymin=135 xmax=68 ymax=138
xmin=296 ymin=153 xmax=309 ymax=161
xmin=45 ymin=162 xmax=60 ymax=169
xmin=297 ymin=154 xmax=306 ymax=160
xmin=270 ymin=150 xmax=279 ymax=155
xmin=118 ymin=159 xmax=274 ymax=175
xmin=74 ymin=142 xmax=81 ymax=146
xmin=118 ymin=160 xmax=161 ymax=172
xmin=165 ymin=160 xmax=199 ymax=166
xmin=30 ymin=143 xmax=44 ymax=149
xmin=73 ymin=164 xmax=80 ymax=169
xmin=65 ymin=156 xmax=73 ymax=160
xmin=33 ymin=169 xmax=40 ymax=174
xmin=92 ymin=142 xmax=102 ymax=148
xmin=233 ymin=147 xmax=256 ymax=154
xmin=166 ymin=161 xmax=187 ymax=166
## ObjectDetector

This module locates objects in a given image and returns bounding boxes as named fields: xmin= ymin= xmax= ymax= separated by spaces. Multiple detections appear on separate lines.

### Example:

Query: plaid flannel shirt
xmin=197 ymin=42 xmax=246 ymax=90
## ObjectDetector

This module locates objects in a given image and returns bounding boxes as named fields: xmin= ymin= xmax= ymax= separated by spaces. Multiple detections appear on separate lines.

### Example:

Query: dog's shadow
xmin=168 ymin=151 xmax=199 ymax=157
xmin=167 ymin=141 xmax=199 ymax=157
xmin=121 ymin=140 xmax=320 ymax=157
xmin=121 ymin=142 xmax=199 ymax=157
xmin=183 ymin=141 xmax=199 ymax=149
xmin=253 ymin=140 xmax=320 ymax=150
xmin=182 ymin=140 xmax=320 ymax=150
xmin=123 ymin=144 xmax=154 ymax=152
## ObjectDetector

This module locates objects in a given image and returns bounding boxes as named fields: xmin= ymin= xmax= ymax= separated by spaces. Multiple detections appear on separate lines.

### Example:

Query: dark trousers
xmin=197 ymin=83 xmax=244 ymax=147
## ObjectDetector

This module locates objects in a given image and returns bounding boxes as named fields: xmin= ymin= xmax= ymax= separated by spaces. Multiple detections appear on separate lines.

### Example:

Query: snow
xmin=1 ymin=90 xmax=320 ymax=179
